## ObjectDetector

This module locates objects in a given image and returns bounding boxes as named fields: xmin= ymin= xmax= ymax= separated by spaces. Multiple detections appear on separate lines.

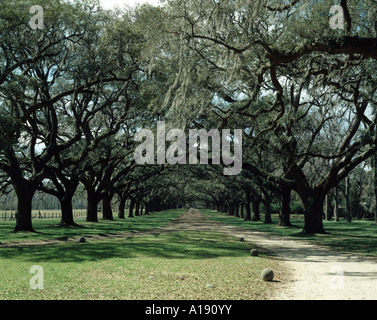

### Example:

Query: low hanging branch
xmin=265 ymin=37 xmax=377 ymax=66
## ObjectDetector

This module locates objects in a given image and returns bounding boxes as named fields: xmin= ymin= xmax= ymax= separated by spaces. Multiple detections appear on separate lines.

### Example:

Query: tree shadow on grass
xmin=0 ymin=210 xmax=186 ymax=242
xmin=0 ymin=232 xmax=250 ymax=264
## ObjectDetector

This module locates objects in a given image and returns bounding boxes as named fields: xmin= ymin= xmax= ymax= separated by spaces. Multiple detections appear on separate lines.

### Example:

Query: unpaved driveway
xmin=220 ymin=224 xmax=377 ymax=300
xmin=161 ymin=209 xmax=377 ymax=300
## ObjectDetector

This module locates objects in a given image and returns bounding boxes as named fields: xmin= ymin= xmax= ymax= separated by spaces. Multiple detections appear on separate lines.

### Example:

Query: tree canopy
xmin=0 ymin=0 xmax=376 ymax=234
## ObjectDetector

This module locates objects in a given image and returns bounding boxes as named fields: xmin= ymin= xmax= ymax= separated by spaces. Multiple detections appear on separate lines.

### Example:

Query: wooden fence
xmin=0 ymin=210 xmax=90 ymax=221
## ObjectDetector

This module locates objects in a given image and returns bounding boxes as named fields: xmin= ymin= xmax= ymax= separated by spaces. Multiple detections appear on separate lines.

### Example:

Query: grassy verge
xmin=0 ymin=210 xmax=185 ymax=243
xmin=202 ymin=209 xmax=377 ymax=258
xmin=0 ymin=231 xmax=284 ymax=300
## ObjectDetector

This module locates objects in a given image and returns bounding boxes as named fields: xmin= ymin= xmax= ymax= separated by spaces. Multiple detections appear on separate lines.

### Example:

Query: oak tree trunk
xmin=264 ymin=196 xmax=272 ymax=224
xmin=60 ymin=181 xmax=79 ymax=226
xmin=118 ymin=195 xmax=126 ymax=219
xmin=334 ymin=187 xmax=340 ymax=222
xmin=345 ymin=176 xmax=352 ymax=223
xmin=279 ymin=187 xmax=292 ymax=226
xmin=240 ymin=203 xmax=244 ymax=219
xmin=325 ymin=192 xmax=332 ymax=221
xmin=128 ymin=198 xmax=135 ymax=218
xmin=86 ymin=187 xmax=99 ymax=222
xmin=301 ymin=189 xmax=326 ymax=234
xmin=245 ymin=199 xmax=251 ymax=221
xmin=251 ymin=198 xmax=261 ymax=221
xmin=374 ymin=152 xmax=377 ymax=224
xmin=144 ymin=202 xmax=150 ymax=215
xmin=60 ymin=194 xmax=75 ymax=226
xmin=135 ymin=200 xmax=140 ymax=216
xmin=102 ymin=194 xmax=114 ymax=220
xmin=14 ymin=183 xmax=36 ymax=232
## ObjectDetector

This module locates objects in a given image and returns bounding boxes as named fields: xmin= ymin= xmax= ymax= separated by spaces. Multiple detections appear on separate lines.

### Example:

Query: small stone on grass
xmin=261 ymin=269 xmax=274 ymax=281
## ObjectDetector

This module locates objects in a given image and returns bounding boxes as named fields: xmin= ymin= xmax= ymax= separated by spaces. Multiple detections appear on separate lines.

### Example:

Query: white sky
xmin=99 ymin=0 xmax=161 ymax=9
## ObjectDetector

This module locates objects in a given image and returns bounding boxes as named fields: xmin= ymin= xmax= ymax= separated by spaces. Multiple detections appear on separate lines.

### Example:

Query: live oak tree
xmin=0 ymin=0 xmax=137 ymax=231
xmin=80 ymin=139 xmax=136 ymax=222
xmin=38 ymin=165 xmax=81 ymax=226
xmin=0 ymin=0 xmax=95 ymax=231
xmin=157 ymin=0 xmax=377 ymax=233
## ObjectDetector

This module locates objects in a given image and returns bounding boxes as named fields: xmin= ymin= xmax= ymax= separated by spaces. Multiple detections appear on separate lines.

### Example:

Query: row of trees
xmin=148 ymin=0 xmax=377 ymax=233
xmin=0 ymin=0 xmax=185 ymax=231
xmin=1 ymin=0 xmax=377 ymax=234
xmin=184 ymin=161 xmax=376 ymax=223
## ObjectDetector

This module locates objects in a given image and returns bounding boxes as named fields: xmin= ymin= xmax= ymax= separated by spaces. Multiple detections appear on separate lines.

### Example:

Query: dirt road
xmin=162 ymin=209 xmax=377 ymax=300
xmin=219 ymin=223 xmax=377 ymax=300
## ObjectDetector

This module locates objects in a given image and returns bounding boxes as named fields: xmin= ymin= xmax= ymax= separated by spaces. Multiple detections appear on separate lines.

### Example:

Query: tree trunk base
xmin=14 ymin=226 xmax=35 ymax=233
xmin=57 ymin=222 xmax=83 ymax=228
xmin=301 ymin=228 xmax=327 ymax=235
xmin=302 ymin=219 xmax=326 ymax=234
xmin=278 ymin=221 xmax=293 ymax=227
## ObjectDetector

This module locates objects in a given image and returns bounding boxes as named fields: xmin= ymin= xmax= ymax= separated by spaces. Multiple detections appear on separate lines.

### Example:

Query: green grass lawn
xmin=2 ymin=207 xmax=376 ymax=301
xmin=202 ymin=209 xmax=377 ymax=258
xmin=0 ymin=231 xmax=283 ymax=300
xmin=0 ymin=210 xmax=185 ymax=243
